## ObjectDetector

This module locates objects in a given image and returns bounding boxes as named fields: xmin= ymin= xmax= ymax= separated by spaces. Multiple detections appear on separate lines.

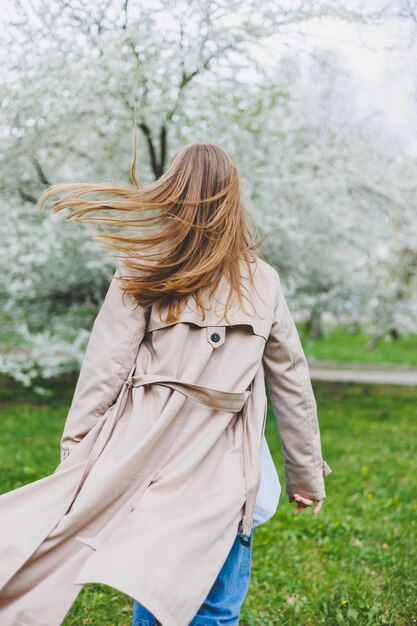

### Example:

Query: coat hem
xmin=73 ymin=519 xmax=242 ymax=626
xmin=74 ymin=573 xmax=184 ymax=626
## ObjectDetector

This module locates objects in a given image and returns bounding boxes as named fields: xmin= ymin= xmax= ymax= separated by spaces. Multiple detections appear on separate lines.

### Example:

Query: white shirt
xmin=252 ymin=435 xmax=281 ymax=528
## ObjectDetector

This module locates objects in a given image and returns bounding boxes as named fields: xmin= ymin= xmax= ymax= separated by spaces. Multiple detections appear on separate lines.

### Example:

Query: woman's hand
xmin=288 ymin=493 xmax=323 ymax=516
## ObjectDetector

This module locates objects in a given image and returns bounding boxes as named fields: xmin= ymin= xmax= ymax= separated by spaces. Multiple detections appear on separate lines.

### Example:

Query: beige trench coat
xmin=0 ymin=255 xmax=332 ymax=626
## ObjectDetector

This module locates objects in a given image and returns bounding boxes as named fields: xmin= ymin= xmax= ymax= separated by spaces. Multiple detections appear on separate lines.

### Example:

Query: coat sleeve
xmin=59 ymin=256 xmax=149 ymax=463
xmin=261 ymin=269 xmax=332 ymax=501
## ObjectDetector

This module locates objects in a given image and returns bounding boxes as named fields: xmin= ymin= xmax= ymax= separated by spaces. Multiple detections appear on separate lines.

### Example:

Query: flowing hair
xmin=36 ymin=141 xmax=268 ymax=323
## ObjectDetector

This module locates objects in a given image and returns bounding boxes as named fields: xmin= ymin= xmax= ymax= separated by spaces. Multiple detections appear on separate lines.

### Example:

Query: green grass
xmin=0 ymin=375 xmax=416 ymax=625
xmin=298 ymin=324 xmax=417 ymax=367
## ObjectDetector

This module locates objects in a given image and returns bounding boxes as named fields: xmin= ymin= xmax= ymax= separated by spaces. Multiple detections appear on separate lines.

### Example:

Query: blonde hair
xmin=37 ymin=141 xmax=267 ymax=323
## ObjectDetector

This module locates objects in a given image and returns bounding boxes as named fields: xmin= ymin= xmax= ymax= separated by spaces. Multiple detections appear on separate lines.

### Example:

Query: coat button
xmin=211 ymin=332 xmax=221 ymax=343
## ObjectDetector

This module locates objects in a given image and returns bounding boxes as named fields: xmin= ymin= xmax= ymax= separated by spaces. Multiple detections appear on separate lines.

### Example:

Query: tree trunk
xmin=389 ymin=327 xmax=400 ymax=340
xmin=306 ymin=309 xmax=323 ymax=339
xmin=137 ymin=122 xmax=168 ymax=180
xmin=365 ymin=332 xmax=384 ymax=350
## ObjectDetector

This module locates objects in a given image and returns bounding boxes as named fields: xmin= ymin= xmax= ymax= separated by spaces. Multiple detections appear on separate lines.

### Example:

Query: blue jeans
xmin=132 ymin=527 xmax=255 ymax=625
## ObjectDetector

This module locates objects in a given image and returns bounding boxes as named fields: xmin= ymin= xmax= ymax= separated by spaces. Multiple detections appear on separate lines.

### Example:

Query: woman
xmin=0 ymin=142 xmax=332 ymax=626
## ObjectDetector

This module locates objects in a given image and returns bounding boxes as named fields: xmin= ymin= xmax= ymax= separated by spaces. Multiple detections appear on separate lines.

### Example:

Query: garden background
xmin=1 ymin=1 xmax=416 ymax=623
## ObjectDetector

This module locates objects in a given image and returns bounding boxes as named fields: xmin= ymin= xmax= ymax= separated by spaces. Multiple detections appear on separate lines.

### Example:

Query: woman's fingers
xmin=294 ymin=493 xmax=314 ymax=507
xmin=312 ymin=499 xmax=323 ymax=516
xmin=292 ymin=501 xmax=304 ymax=514
xmin=290 ymin=493 xmax=324 ymax=515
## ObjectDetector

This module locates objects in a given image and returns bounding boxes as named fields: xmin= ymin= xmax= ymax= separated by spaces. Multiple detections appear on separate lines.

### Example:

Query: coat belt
xmin=129 ymin=372 xmax=250 ymax=413
xmin=69 ymin=364 xmax=254 ymax=546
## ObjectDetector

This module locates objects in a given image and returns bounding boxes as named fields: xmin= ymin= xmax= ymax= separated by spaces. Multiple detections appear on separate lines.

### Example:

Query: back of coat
xmin=0 ymin=252 xmax=331 ymax=626
xmin=60 ymin=251 xmax=332 ymax=504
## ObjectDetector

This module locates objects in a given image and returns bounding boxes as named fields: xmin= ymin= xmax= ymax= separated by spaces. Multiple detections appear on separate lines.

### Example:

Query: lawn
xmin=0 ymin=374 xmax=416 ymax=625
xmin=298 ymin=325 xmax=417 ymax=367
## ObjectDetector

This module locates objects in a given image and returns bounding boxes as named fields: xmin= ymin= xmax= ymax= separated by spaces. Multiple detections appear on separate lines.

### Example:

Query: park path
xmin=308 ymin=360 xmax=417 ymax=386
